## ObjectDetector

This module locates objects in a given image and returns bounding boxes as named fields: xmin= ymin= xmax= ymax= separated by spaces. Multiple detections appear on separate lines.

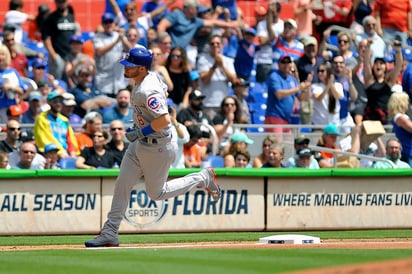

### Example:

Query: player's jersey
xmin=131 ymin=72 xmax=171 ymax=138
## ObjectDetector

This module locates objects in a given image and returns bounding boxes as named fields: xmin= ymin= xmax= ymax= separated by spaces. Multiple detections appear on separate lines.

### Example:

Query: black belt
xmin=141 ymin=137 xmax=157 ymax=144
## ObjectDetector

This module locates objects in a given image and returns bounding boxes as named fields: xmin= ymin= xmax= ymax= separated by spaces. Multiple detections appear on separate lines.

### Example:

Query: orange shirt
xmin=374 ymin=0 xmax=411 ymax=32
xmin=184 ymin=144 xmax=202 ymax=168
xmin=76 ymin=132 xmax=93 ymax=151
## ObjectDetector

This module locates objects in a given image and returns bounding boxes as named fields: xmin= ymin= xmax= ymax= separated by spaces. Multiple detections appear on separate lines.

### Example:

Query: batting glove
xmin=125 ymin=127 xmax=144 ymax=142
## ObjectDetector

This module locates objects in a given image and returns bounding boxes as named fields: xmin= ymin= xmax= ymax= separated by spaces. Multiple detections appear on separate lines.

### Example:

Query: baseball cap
xmin=120 ymin=47 xmax=153 ymax=68
xmin=69 ymin=34 xmax=84 ymax=44
xmin=303 ymin=36 xmax=318 ymax=47
xmin=323 ymin=123 xmax=339 ymax=135
xmin=38 ymin=4 xmax=50 ymax=14
xmin=20 ymin=130 xmax=35 ymax=142
xmin=9 ymin=104 xmax=27 ymax=116
xmin=297 ymin=148 xmax=312 ymax=157
xmin=198 ymin=5 xmax=212 ymax=15
xmin=32 ymin=58 xmax=47 ymax=68
xmin=244 ymin=28 xmax=256 ymax=36
xmin=62 ymin=93 xmax=77 ymax=106
xmin=285 ymin=19 xmax=298 ymax=29
xmin=294 ymin=135 xmax=310 ymax=145
xmin=101 ymin=13 xmax=115 ymax=23
xmin=374 ymin=57 xmax=386 ymax=63
xmin=402 ymin=48 xmax=412 ymax=62
xmin=233 ymin=78 xmax=250 ymax=87
xmin=184 ymin=0 xmax=199 ymax=8
xmin=231 ymin=132 xmax=254 ymax=144
xmin=3 ymin=24 xmax=16 ymax=32
xmin=29 ymin=91 xmax=42 ymax=101
xmin=46 ymin=91 xmax=63 ymax=101
xmin=279 ymin=55 xmax=292 ymax=63
xmin=44 ymin=143 xmax=59 ymax=154
xmin=189 ymin=89 xmax=206 ymax=100
xmin=37 ymin=80 xmax=50 ymax=89
xmin=255 ymin=6 xmax=267 ymax=16
xmin=190 ymin=70 xmax=200 ymax=81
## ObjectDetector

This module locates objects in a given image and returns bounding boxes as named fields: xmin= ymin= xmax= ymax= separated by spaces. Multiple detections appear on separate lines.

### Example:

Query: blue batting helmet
xmin=120 ymin=46 xmax=153 ymax=68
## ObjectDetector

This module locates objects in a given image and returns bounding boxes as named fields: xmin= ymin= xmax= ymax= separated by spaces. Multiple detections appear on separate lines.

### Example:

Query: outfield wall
xmin=1 ymin=169 xmax=411 ymax=235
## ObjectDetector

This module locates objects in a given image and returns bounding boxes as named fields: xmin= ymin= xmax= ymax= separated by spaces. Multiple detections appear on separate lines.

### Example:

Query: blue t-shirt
xmin=265 ymin=70 xmax=299 ymax=122
xmin=141 ymin=1 xmax=168 ymax=28
xmin=402 ymin=62 xmax=412 ymax=99
xmin=102 ymin=106 xmax=134 ymax=124
xmin=164 ymin=9 xmax=204 ymax=49
xmin=234 ymin=39 xmax=258 ymax=79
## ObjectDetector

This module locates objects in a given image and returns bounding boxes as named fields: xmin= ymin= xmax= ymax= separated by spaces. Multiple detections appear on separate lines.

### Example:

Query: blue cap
xmin=190 ymin=70 xmax=200 ymax=81
xmin=198 ymin=5 xmax=211 ymax=14
xmin=101 ymin=13 xmax=115 ymax=23
xmin=32 ymin=58 xmax=47 ymax=68
xmin=120 ymin=47 xmax=153 ymax=68
xmin=244 ymin=28 xmax=256 ymax=36
xmin=44 ymin=143 xmax=59 ymax=153
xmin=323 ymin=124 xmax=339 ymax=135
xmin=403 ymin=48 xmax=412 ymax=62
xmin=69 ymin=34 xmax=84 ymax=44
xmin=231 ymin=132 xmax=254 ymax=144
xmin=46 ymin=91 xmax=63 ymax=101
xmin=29 ymin=91 xmax=42 ymax=101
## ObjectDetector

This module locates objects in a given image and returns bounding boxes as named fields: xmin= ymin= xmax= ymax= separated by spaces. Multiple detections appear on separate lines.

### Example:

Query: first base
xmin=259 ymin=234 xmax=321 ymax=244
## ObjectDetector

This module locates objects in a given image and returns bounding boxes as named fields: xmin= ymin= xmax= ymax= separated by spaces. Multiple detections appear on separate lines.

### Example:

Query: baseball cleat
xmin=202 ymin=167 xmax=221 ymax=201
xmin=85 ymin=233 xmax=119 ymax=248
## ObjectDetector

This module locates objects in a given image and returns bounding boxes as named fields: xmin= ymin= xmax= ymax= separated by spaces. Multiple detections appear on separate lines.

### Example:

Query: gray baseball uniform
xmin=101 ymin=72 xmax=209 ymax=236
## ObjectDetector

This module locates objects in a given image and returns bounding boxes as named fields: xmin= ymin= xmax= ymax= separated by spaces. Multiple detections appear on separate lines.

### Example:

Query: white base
xmin=259 ymin=234 xmax=321 ymax=244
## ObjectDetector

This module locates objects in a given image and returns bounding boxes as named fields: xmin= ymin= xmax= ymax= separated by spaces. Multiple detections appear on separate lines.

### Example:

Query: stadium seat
xmin=59 ymin=158 xmax=77 ymax=169
xmin=200 ymin=155 xmax=225 ymax=168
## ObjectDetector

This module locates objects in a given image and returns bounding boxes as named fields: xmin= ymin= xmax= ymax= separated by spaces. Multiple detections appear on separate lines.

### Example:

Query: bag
xmin=362 ymin=120 xmax=385 ymax=138
xmin=336 ymin=154 xmax=360 ymax=168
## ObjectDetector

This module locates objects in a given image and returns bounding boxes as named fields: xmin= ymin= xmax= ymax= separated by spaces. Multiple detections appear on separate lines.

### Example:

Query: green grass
xmin=1 ymin=230 xmax=412 ymax=274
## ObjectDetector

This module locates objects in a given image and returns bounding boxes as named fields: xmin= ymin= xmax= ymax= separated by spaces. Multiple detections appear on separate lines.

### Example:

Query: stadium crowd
xmin=1 ymin=0 xmax=412 ymax=170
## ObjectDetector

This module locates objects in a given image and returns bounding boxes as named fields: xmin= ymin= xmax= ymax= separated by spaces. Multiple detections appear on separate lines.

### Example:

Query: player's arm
xmin=125 ymin=114 xmax=170 ymax=142
xmin=151 ymin=113 xmax=171 ymax=131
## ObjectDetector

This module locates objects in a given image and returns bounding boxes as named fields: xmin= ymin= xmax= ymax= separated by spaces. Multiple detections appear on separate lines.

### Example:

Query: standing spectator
xmin=27 ymin=4 xmax=50 ymax=42
xmin=150 ymin=45 xmax=174 ymax=92
xmin=387 ymin=92 xmax=412 ymax=166
xmin=4 ymin=0 xmax=35 ymax=44
xmin=252 ymin=135 xmax=278 ymax=168
xmin=2 ymin=30 xmax=28 ymax=77
xmin=232 ymin=78 xmax=250 ymax=124
xmin=234 ymin=28 xmax=258 ymax=80
xmin=93 ymin=13 xmax=130 ymax=98
xmin=255 ymin=1 xmax=283 ymax=83
xmin=42 ymin=0 xmax=78 ymax=81
xmin=106 ymin=120 xmax=128 ymax=166
xmin=165 ymin=47 xmax=192 ymax=109
xmin=291 ymin=0 xmax=317 ymax=39
xmin=197 ymin=35 xmax=237 ymax=118
xmin=33 ymin=91 xmax=79 ymax=157
xmin=357 ymin=16 xmax=386 ymax=62
xmin=0 ymin=44 xmax=25 ymax=123
xmin=311 ymin=63 xmax=344 ymax=126
xmin=374 ymin=0 xmax=412 ymax=46
xmin=316 ymin=0 xmax=352 ymax=41
xmin=372 ymin=138 xmax=410 ymax=168
xmin=76 ymin=111 xmax=103 ymax=151
xmin=76 ymin=129 xmax=115 ymax=169
xmin=0 ymin=120 xmax=21 ymax=153
xmin=141 ymin=0 xmax=171 ymax=29
xmin=350 ymin=0 xmax=372 ymax=34
xmin=296 ymin=36 xmax=323 ymax=84
xmin=10 ymin=142 xmax=38 ymax=169
xmin=264 ymin=55 xmax=311 ymax=134
xmin=21 ymin=91 xmax=42 ymax=124
xmin=168 ymin=99 xmax=190 ymax=168
xmin=320 ymin=31 xmax=357 ymax=68
xmin=102 ymin=88 xmax=133 ymax=124
xmin=43 ymin=143 xmax=61 ymax=169
xmin=61 ymin=92 xmax=82 ymax=130
xmin=261 ymin=143 xmax=285 ymax=168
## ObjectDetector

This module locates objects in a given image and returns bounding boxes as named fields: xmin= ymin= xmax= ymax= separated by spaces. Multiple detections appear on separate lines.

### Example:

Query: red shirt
xmin=10 ymin=52 xmax=28 ymax=77
xmin=374 ymin=0 xmax=411 ymax=32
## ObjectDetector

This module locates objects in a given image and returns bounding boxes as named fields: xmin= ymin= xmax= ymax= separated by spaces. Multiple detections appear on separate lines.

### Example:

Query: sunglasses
xmin=170 ymin=54 xmax=181 ymax=59
xmin=35 ymin=66 xmax=45 ymax=70
xmin=318 ymin=69 xmax=326 ymax=73
xmin=280 ymin=60 xmax=292 ymax=64
xmin=338 ymin=39 xmax=349 ymax=44
xmin=103 ymin=20 xmax=114 ymax=24
xmin=110 ymin=127 xmax=123 ymax=131
xmin=8 ymin=127 xmax=21 ymax=131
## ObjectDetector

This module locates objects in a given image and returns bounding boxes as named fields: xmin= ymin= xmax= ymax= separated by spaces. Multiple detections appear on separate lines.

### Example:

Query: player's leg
xmin=85 ymin=142 xmax=143 ymax=247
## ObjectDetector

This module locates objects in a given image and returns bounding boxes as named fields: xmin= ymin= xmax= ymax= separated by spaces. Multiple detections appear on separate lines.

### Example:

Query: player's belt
xmin=141 ymin=137 xmax=158 ymax=144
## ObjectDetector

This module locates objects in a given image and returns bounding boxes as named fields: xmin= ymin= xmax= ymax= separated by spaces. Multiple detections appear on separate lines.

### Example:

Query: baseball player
xmin=85 ymin=46 xmax=221 ymax=247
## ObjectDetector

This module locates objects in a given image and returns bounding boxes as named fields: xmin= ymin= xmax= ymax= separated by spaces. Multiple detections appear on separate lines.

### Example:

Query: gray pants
xmin=103 ymin=136 xmax=207 ymax=235
xmin=48 ymin=54 xmax=66 ymax=81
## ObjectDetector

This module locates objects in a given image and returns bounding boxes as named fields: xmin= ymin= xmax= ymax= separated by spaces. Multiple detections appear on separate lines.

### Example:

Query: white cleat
xmin=201 ymin=168 xmax=221 ymax=201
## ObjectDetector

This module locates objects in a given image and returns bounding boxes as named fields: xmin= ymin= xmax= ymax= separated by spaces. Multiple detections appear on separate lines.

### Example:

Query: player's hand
xmin=125 ymin=127 xmax=143 ymax=142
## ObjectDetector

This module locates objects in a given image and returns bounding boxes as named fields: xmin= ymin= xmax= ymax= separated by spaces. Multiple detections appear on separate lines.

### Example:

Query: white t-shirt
xmin=255 ymin=19 xmax=284 ymax=65
xmin=311 ymin=82 xmax=344 ymax=125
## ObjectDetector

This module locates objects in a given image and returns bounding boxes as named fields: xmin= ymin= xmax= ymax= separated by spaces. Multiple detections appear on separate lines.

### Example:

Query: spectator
xmin=320 ymin=31 xmax=357 ymax=69
xmin=290 ymin=148 xmax=319 ymax=169
xmin=43 ymin=143 xmax=61 ymax=169
xmin=0 ymin=151 xmax=10 ymax=169
xmin=124 ymin=25 xmax=140 ymax=49
xmin=156 ymin=32 xmax=172 ymax=63
xmin=30 ymin=58 xmax=66 ymax=95
xmin=211 ymin=0 xmax=237 ymax=21
xmin=42 ymin=0 xmax=78 ymax=81
xmin=106 ymin=120 xmax=128 ymax=166
xmin=261 ymin=143 xmax=285 ymax=168
xmin=27 ymin=3 xmax=50 ymax=42
xmin=197 ymin=34 xmax=237 ymax=118
xmin=287 ymin=135 xmax=319 ymax=169
xmin=21 ymin=91 xmax=42 ymax=124
xmin=193 ymin=4 xmax=217 ymax=56
xmin=4 ymin=0 xmax=35 ymax=44
xmin=33 ymin=91 xmax=79 ymax=157
xmin=234 ymin=28 xmax=258 ymax=80
xmin=252 ymin=135 xmax=278 ymax=168
xmin=255 ymin=1 xmax=283 ymax=83
xmin=296 ymin=36 xmax=323 ymax=84
xmin=0 ymin=120 xmax=21 ymax=153
xmin=372 ymin=138 xmax=410 ymax=168
xmin=234 ymin=148 xmax=251 ymax=168
xmin=150 ymin=45 xmax=174 ymax=92
xmin=61 ymin=92 xmax=82 ymax=130
xmin=2 ymin=30 xmax=29 ymax=77
xmin=76 ymin=111 xmax=103 ymax=151
xmin=76 ymin=129 xmax=115 ymax=169
xmin=141 ymin=0 xmax=171 ymax=29
xmin=93 ymin=13 xmax=130 ymax=97
xmin=252 ymin=5 xmax=267 ymax=30
xmin=232 ymin=78 xmax=250 ymax=124
xmin=165 ymin=47 xmax=192 ymax=109
xmin=8 ymin=129 xmax=47 ymax=169
xmin=10 ymin=141 xmax=38 ymax=169
xmin=157 ymin=0 xmax=241 ymax=49
xmin=291 ymin=0 xmax=317 ymax=39
xmin=316 ymin=0 xmax=352 ymax=41
xmin=70 ymin=64 xmax=115 ymax=118
xmin=374 ymin=0 xmax=411 ymax=46
xmin=350 ymin=0 xmax=372 ymax=35
xmin=177 ymin=89 xmax=213 ymax=127
xmin=168 ymin=99 xmax=190 ymax=168
xmin=183 ymin=124 xmax=203 ymax=168
xmin=314 ymin=123 xmax=341 ymax=168
xmin=264 ymin=55 xmax=311 ymax=134
xmin=388 ymin=92 xmax=412 ymax=166
xmin=102 ymin=88 xmax=133 ymax=124
xmin=311 ymin=63 xmax=344 ymax=126
xmin=213 ymin=96 xmax=242 ymax=151
xmin=357 ymin=16 xmax=386 ymax=62
xmin=0 ymin=44 xmax=26 ymax=123
xmin=223 ymin=132 xmax=254 ymax=168
xmin=362 ymin=39 xmax=403 ymax=125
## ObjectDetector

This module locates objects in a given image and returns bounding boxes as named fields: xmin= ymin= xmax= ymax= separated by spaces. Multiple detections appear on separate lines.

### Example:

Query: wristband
xmin=141 ymin=125 xmax=156 ymax=136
